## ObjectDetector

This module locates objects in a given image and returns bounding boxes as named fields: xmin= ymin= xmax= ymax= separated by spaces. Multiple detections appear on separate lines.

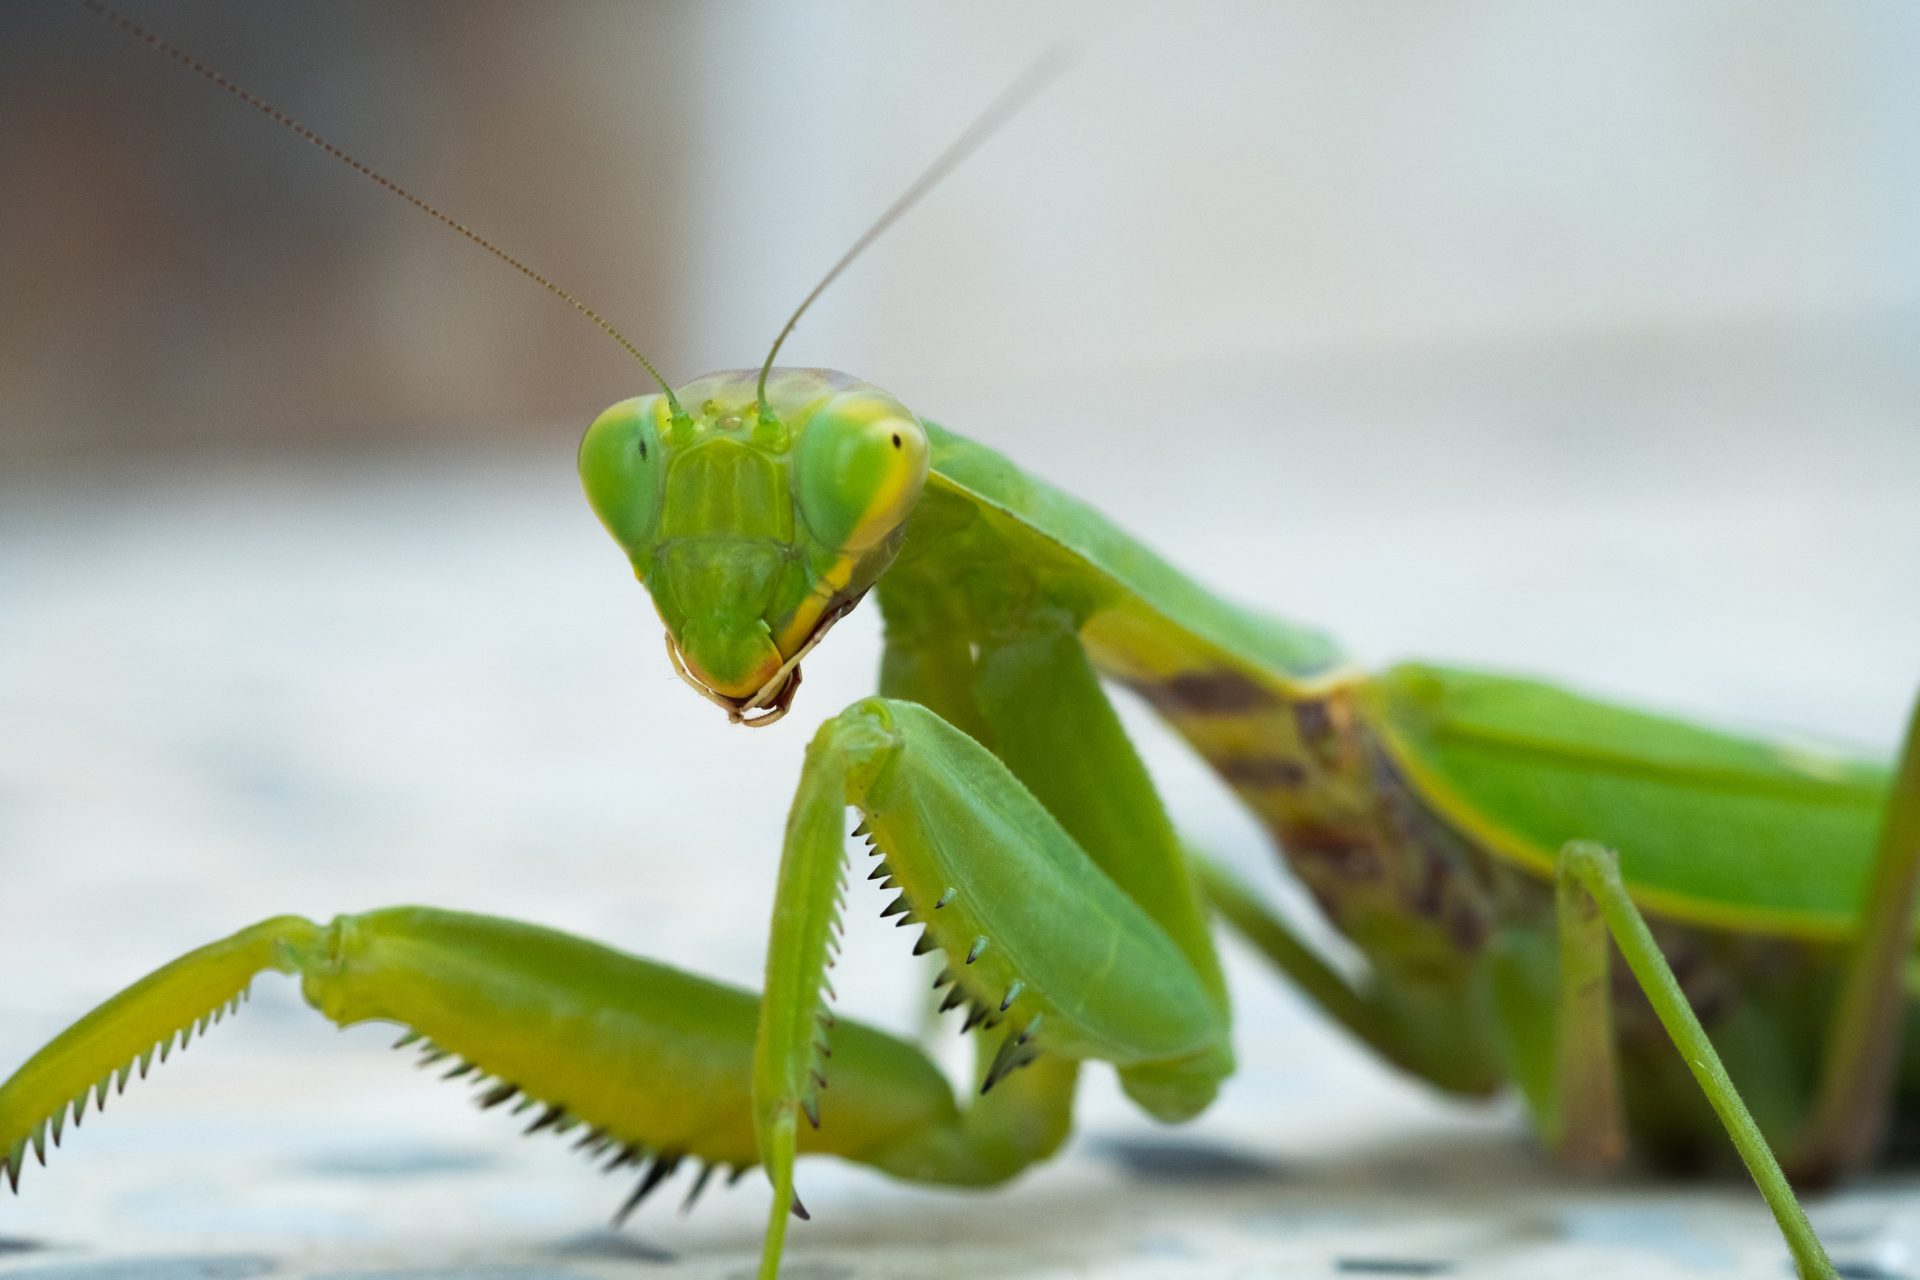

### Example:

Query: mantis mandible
xmin=4 ymin=8 xmax=1917 ymax=1280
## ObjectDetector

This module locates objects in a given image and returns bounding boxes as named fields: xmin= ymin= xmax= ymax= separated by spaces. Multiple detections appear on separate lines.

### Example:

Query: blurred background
xmin=2 ymin=2 xmax=1919 ymax=1277
xmin=7 ymin=2 xmax=1920 ymax=455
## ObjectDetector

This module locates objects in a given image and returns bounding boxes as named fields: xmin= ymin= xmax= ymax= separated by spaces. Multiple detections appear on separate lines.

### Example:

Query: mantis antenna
xmin=73 ymin=0 xmax=684 ymax=417
xmin=755 ymin=48 xmax=1070 ymax=419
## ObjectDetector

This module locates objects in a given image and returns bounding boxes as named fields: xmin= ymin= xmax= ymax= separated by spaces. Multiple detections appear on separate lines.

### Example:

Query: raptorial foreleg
xmin=751 ymin=696 xmax=1234 ymax=1278
xmin=0 ymin=907 xmax=1004 ymax=1218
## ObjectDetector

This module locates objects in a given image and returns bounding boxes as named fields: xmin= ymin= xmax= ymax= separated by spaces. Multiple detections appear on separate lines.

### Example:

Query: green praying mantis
xmin=4 ymin=8 xmax=1918 ymax=1280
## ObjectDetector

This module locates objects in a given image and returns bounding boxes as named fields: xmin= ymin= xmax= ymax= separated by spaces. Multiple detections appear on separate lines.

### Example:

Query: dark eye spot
xmin=636 ymin=439 xmax=649 ymax=461
xmin=891 ymin=434 xmax=901 ymax=448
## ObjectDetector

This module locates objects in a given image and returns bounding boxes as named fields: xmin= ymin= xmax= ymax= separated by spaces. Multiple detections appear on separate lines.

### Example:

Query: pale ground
xmin=2 ymin=342 xmax=1919 ymax=1278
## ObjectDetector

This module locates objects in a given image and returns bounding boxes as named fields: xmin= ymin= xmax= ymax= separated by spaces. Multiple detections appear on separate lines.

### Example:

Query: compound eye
xmin=795 ymin=393 xmax=929 ymax=552
xmin=578 ymin=396 xmax=666 ymax=552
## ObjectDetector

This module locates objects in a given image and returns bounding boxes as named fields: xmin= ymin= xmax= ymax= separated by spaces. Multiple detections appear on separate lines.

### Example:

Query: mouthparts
xmin=660 ymin=594 xmax=865 ymax=729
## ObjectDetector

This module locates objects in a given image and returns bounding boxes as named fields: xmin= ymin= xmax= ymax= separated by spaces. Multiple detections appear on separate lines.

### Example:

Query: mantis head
xmin=571 ymin=47 xmax=1055 ymax=729
xmin=138 ymin=0 xmax=1046 ymax=728
xmin=111 ymin=7 xmax=1047 ymax=726
xmin=579 ymin=367 xmax=930 ymax=725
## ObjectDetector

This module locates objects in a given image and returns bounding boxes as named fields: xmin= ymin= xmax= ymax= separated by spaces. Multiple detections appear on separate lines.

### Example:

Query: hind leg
xmin=1552 ymin=841 xmax=1834 ymax=1280
xmin=1790 ymin=693 xmax=1920 ymax=1181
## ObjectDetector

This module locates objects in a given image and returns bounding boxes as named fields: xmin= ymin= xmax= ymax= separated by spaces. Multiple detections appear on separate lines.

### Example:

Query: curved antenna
xmin=74 ymin=0 xmax=683 ymax=414
xmin=756 ymin=49 xmax=1069 ymax=416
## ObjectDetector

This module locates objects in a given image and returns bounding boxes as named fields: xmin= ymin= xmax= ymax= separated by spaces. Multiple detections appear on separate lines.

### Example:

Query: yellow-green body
xmin=899 ymin=402 xmax=1902 ymax=1159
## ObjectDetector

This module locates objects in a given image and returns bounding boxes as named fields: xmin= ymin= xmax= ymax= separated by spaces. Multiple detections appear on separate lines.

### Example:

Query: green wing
xmin=1375 ymin=663 xmax=1893 ymax=938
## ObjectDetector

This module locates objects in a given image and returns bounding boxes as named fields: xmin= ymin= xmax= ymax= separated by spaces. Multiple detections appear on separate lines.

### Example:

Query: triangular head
xmin=85 ymin=1 xmax=1040 ymax=733
xmin=578 ymin=368 xmax=930 ymax=724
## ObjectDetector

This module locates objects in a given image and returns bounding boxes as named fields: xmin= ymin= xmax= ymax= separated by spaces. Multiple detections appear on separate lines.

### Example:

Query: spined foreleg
xmin=0 ymin=907 xmax=1028 ymax=1219
xmin=751 ymin=696 xmax=1234 ymax=1277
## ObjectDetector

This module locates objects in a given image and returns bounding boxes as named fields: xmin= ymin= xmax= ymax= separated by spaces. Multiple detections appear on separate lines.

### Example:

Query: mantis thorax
xmin=579 ymin=368 xmax=930 ymax=724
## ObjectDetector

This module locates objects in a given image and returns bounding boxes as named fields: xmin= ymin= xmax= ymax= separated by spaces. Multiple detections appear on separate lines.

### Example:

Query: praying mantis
xmin=3 ymin=7 xmax=1918 ymax=1280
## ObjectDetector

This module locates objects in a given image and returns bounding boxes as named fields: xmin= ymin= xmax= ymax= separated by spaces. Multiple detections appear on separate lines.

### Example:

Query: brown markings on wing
xmin=1216 ymin=756 xmax=1310 ymax=790
xmin=1365 ymin=743 xmax=1497 ymax=955
xmin=1132 ymin=669 xmax=1282 ymax=716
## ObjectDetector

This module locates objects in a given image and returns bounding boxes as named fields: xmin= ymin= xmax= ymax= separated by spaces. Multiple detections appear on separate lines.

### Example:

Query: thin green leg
xmin=1792 ymin=691 xmax=1920 ymax=1181
xmin=1189 ymin=854 xmax=1399 ymax=1063
xmin=1547 ymin=851 xmax=1628 ymax=1167
xmin=1195 ymin=853 xmax=1505 ymax=1094
xmin=1557 ymin=841 xmax=1836 ymax=1280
